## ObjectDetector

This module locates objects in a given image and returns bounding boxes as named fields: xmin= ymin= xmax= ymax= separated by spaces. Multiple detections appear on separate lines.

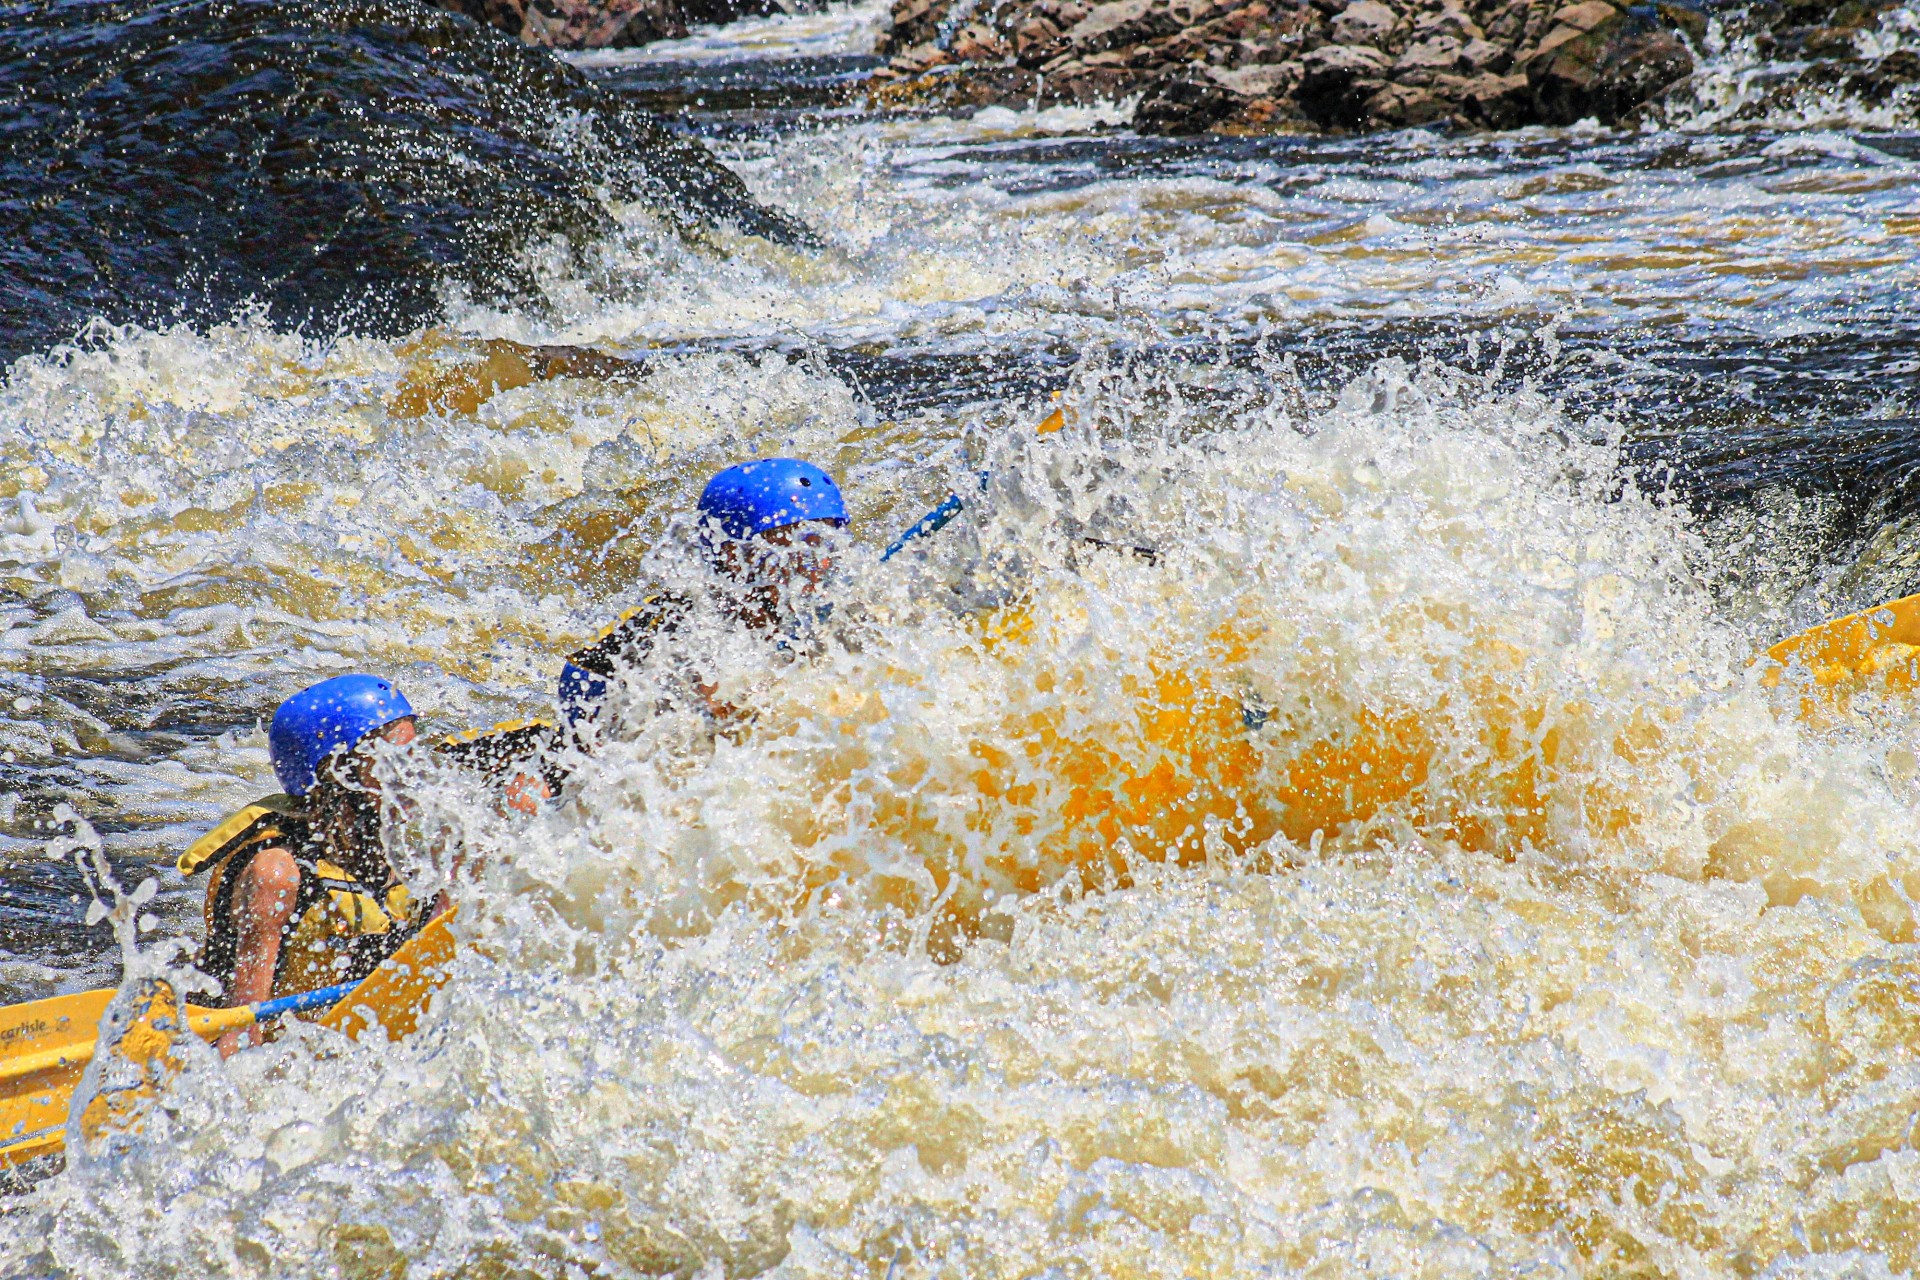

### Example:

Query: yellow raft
xmin=1760 ymin=591 xmax=1920 ymax=718
xmin=0 ymin=912 xmax=455 ymax=1168
xmin=3 ymin=592 xmax=1915 ymax=1169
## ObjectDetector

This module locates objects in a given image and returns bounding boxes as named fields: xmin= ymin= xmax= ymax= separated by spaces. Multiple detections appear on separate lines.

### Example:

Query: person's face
xmin=757 ymin=522 xmax=833 ymax=589
xmin=722 ymin=520 xmax=837 ymax=624
xmin=334 ymin=716 xmax=418 ymax=796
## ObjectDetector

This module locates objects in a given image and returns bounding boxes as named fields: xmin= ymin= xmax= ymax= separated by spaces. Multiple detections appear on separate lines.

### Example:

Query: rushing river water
xmin=5 ymin=0 xmax=1920 ymax=1272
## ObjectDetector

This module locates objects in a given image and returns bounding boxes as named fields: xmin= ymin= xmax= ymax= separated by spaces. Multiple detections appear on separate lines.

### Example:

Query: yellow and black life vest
xmin=178 ymin=796 xmax=422 ymax=1001
xmin=436 ymin=719 xmax=562 ymax=794
xmin=565 ymin=591 xmax=691 ymax=680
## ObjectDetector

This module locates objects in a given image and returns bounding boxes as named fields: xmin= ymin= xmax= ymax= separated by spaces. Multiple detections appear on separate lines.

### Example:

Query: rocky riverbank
xmin=867 ymin=0 xmax=1917 ymax=133
xmin=430 ymin=0 xmax=805 ymax=49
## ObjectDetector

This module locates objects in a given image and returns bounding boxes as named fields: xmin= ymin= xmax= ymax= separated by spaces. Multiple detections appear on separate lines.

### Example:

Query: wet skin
xmin=215 ymin=717 xmax=418 ymax=1057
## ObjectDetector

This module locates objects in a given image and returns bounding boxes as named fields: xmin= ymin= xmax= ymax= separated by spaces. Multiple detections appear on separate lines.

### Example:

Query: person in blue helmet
xmin=557 ymin=457 xmax=849 ymax=739
xmin=178 ymin=674 xmax=439 ymax=1056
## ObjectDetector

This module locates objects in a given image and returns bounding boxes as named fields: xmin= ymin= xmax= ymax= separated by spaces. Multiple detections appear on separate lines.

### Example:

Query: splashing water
xmin=5 ymin=1 xmax=1920 ymax=1273
xmin=9 ymin=344 xmax=1920 ymax=1273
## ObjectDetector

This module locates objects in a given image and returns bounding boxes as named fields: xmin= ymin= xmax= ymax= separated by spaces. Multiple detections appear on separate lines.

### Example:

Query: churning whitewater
xmin=3 ymin=0 xmax=1920 ymax=1274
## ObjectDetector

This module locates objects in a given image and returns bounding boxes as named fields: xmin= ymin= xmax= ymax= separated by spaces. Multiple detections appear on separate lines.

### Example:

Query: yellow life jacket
xmin=179 ymin=796 xmax=422 ymax=1002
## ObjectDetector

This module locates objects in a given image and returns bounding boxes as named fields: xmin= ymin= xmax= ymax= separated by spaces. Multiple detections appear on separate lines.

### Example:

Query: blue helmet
xmin=698 ymin=459 xmax=848 ymax=542
xmin=268 ymin=674 xmax=415 ymax=797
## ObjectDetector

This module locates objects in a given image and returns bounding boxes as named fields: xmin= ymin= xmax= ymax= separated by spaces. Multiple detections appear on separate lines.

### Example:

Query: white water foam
xmin=9 ymin=352 xmax=1920 ymax=1274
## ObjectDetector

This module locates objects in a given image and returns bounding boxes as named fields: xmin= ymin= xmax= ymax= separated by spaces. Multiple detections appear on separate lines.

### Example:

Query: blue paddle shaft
xmin=251 ymin=979 xmax=357 ymax=1023
xmin=881 ymin=492 xmax=965 ymax=562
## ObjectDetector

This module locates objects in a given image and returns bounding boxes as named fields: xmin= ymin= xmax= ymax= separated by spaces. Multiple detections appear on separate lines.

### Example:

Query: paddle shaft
xmin=878 ymin=405 xmax=1157 ymax=565
xmin=880 ymin=492 xmax=965 ymax=562
xmin=879 ymin=401 xmax=1068 ymax=563
xmin=0 ymin=980 xmax=357 ymax=1085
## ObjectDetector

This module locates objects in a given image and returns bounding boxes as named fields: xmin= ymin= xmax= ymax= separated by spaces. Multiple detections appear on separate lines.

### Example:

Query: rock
xmin=1457 ymin=37 xmax=1510 ymax=71
xmin=1393 ymin=29 xmax=1512 ymax=79
xmin=1208 ymin=60 xmax=1302 ymax=95
xmin=1073 ymin=46 xmax=1148 ymax=70
xmin=1440 ymin=69 xmax=1533 ymax=124
xmin=1797 ymin=47 xmax=1920 ymax=103
xmin=878 ymin=0 xmax=945 ymax=53
xmin=1655 ymin=0 xmax=1708 ymax=43
xmin=1527 ymin=4 xmax=1694 ymax=124
xmin=2 ymin=0 xmax=812 ymax=365
xmin=1295 ymin=41 xmax=1393 ymax=122
xmin=1364 ymin=80 xmax=1451 ymax=122
xmin=1067 ymin=0 xmax=1182 ymax=53
xmin=1206 ymin=4 xmax=1322 ymax=64
xmin=1412 ymin=5 xmax=1486 ymax=42
xmin=1549 ymin=0 xmax=1622 ymax=32
xmin=435 ymin=0 xmax=793 ymax=48
xmin=1678 ymin=44 xmax=1914 ymax=123
xmin=1047 ymin=61 xmax=1144 ymax=100
xmin=1799 ymin=24 xmax=1859 ymax=54
xmin=864 ymin=0 xmax=1760 ymax=133
xmin=1212 ymin=93 xmax=1319 ymax=130
xmin=1134 ymin=72 xmax=1247 ymax=131
xmin=1736 ymin=0 xmax=1898 ymax=59
xmin=1331 ymin=0 xmax=1403 ymax=45
xmin=1481 ymin=0 xmax=1527 ymax=44
xmin=1394 ymin=34 xmax=1466 ymax=80
xmin=443 ymin=0 xmax=690 ymax=47
xmin=1013 ymin=15 xmax=1070 ymax=62
xmin=1851 ymin=47 xmax=1920 ymax=100
xmin=951 ymin=21 xmax=1013 ymax=60
xmin=888 ymin=40 xmax=954 ymax=74
xmin=1299 ymin=41 xmax=1394 ymax=77
xmin=948 ymin=65 xmax=1047 ymax=104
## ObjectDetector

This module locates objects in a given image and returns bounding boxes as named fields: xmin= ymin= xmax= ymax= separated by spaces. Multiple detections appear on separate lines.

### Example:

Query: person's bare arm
xmin=216 ymin=846 xmax=300 ymax=1058
xmin=502 ymin=770 xmax=549 ymax=816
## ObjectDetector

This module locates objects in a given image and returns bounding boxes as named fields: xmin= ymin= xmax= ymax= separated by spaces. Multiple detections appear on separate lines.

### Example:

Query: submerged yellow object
xmin=1760 ymin=591 xmax=1920 ymax=720
xmin=0 ymin=912 xmax=457 ymax=1168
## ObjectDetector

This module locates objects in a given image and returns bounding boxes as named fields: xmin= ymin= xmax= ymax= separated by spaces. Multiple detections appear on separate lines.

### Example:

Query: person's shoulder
xmin=241 ymin=844 xmax=301 ymax=885
xmin=565 ymin=590 xmax=693 ymax=675
xmin=178 ymin=794 xmax=306 ymax=877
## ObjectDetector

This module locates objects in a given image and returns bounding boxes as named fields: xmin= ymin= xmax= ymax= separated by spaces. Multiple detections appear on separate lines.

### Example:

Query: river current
xmin=4 ymin=0 xmax=1920 ymax=1272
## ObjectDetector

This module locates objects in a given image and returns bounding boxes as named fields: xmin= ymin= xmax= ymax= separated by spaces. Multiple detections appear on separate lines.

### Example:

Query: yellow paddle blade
xmin=0 ymin=984 xmax=258 ymax=1168
xmin=1761 ymin=591 xmax=1920 ymax=722
xmin=69 ymin=982 xmax=202 ymax=1162
xmin=317 ymin=910 xmax=457 ymax=1043
xmin=1034 ymin=391 xmax=1075 ymax=435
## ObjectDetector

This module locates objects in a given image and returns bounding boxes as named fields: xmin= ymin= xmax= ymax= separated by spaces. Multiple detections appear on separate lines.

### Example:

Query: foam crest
xmin=12 ymin=354 xmax=1920 ymax=1273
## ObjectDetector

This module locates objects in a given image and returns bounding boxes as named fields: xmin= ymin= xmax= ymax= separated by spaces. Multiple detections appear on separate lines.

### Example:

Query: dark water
xmin=0 ymin=0 xmax=811 ymax=366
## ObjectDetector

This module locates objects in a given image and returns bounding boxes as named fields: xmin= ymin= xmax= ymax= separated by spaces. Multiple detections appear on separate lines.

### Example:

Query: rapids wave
xmin=5 ymin=0 xmax=1920 ymax=1273
xmin=0 ymin=0 xmax=809 ymax=366
xmin=11 ymin=353 xmax=1920 ymax=1275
